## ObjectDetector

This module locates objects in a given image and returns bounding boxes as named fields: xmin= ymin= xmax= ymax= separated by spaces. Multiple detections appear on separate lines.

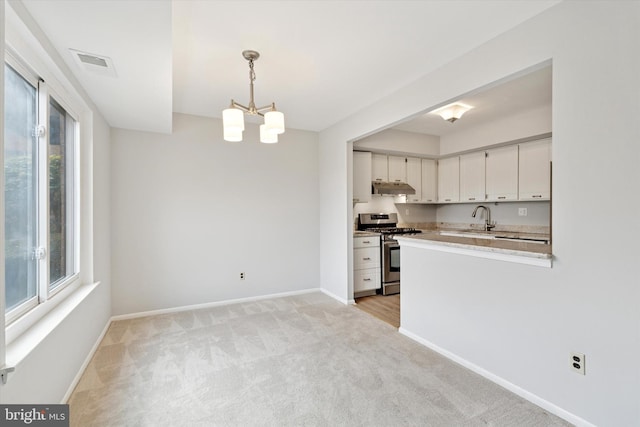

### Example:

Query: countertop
xmin=395 ymin=229 xmax=552 ymax=267
xmin=353 ymin=231 xmax=382 ymax=238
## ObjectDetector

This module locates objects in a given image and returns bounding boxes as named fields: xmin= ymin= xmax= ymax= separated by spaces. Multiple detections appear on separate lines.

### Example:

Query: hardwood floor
xmin=354 ymin=293 xmax=400 ymax=327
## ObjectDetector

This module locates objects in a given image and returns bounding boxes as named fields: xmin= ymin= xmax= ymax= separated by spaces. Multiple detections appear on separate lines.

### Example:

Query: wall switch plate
xmin=518 ymin=208 xmax=528 ymax=216
xmin=570 ymin=352 xmax=585 ymax=375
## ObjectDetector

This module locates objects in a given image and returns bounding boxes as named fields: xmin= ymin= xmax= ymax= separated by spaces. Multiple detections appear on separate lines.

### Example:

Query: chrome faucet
xmin=472 ymin=205 xmax=495 ymax=231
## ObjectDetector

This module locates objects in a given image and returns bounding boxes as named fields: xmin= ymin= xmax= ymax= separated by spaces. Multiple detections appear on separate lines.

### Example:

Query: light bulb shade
xmin=223 ymin=107 xmax=245 ymax=132
xmin=264 ymin=110 xmax=285 ymax=135
xmin=260 ymin=124 xmax=278 ymax=143
xmin=433 ymin=102 xmax=473 ymax=123
xmin=224 ymin=127 xmax=243 ymax=142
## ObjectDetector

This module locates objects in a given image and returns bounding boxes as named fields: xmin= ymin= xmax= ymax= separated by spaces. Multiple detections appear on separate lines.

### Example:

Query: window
xmin=4 ymin=57 xmax=79 ymax=324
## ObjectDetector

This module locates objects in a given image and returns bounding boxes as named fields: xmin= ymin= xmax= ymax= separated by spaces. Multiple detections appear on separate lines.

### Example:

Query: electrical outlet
xmin=570 ymin=352 xmax=585 ymax=375
xmin=240 ymin=272 xmax=245 ymax=280
xmin=405 ymin=209 xmax=410 ymax=215
xmin=518 ymin=208 xmax=528 ymax=216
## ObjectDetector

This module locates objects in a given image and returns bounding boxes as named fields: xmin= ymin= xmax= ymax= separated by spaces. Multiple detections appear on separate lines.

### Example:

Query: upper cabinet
xmin=486 ymin=145 xmax=519 ymax=201
xmin=388 ymin=156 xmax=407 ymax=183
xmin=405 ymin=157 xmax=422 ymax=203
xmin=519 ymin=138 xmax=551 ymax=200
xmin=437 ymin=156 xmax=460 ymax=203
xmin=353 ymin=151 xmax=372 ymax=203
xmin=354 ymin=137 xmax=550 ymax=205
xmin=459 ymin=151 xmax=486 ymax=202
xmin=421 ymin=159 xmax=437 ymax=203
xmin=371 ymin=153 xmax=388 ymax=182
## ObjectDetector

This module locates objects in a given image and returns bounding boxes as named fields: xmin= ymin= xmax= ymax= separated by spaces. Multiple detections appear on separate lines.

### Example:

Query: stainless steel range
xmin=357 ymin=213 xmax=422 ymax=295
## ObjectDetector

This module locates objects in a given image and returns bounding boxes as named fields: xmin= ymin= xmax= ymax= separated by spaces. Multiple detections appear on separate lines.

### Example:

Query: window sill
xmin=5 ymin=281 xmax=101 ymax=368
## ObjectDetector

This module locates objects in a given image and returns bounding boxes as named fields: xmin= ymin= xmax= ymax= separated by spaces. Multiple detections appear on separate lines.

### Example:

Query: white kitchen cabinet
xmin=405 ymin=157 xmax=422 ymax=203
xmin=421 ymin=158 xmax=437 ymax=203
xmin=371 ymin=153 xmax=388 ymax=182
xmin=353 ymin=151 xmax=372 ymax=203
xmin=486 ymin=145 xmax=518 ymax=201
xmin=388 ymin=156 xmax=407 ymax=183
xmin=459 ymin=151 xmax=486 ymax=203
xmin=519 ymin=138 xmax=551 ymax=200
xmin=438 ymin=156 xmax=460 ymax=203
xmin=353 ymin=236 xmax=381 ymax=295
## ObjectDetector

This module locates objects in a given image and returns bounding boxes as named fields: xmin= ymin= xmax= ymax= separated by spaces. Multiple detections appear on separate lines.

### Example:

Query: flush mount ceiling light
xmin=223 ymin=50 xmax=285 ymax=143
xmin=431 ymin=102 xmax=473 ymax=123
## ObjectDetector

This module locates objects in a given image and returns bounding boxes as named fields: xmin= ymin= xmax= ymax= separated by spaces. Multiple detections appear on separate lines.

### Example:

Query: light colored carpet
xmin=68 ymin=292 xmax=571 ymax=426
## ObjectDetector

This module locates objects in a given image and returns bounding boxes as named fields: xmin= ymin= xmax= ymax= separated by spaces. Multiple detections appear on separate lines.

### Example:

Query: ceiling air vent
xmin=69 ymin=48 xmax=117 ymax=77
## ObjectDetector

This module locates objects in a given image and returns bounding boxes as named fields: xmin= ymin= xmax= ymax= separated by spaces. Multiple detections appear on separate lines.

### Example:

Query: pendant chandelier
xmin=222 ymin=50 xmax=285 ymax=143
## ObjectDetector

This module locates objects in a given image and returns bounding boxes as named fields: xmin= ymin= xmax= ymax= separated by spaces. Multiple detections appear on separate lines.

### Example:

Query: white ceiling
xmin=19 ymin=0 xmax=560 ymax=134
xmin=393 ymin=64 xmax=552 ymax=137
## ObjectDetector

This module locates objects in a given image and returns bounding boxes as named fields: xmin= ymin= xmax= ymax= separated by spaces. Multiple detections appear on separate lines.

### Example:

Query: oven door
xmin=383 ymin=240 xmax=400 ymax=283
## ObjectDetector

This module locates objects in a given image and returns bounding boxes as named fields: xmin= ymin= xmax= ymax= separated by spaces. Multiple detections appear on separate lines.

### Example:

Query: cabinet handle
xmin=363 ymin=240 xmax=370 ymax=244
xmin=468 ymin=197 xmax=475 ymax=201
xmin=445 ymin=198 xmax=451 ymax=202
xmin=532 ymin=195 xmax=543 ymax=198
xmin=363 ymin=257 xmax=371 ymax=261
xmin=375 ymin=178 xmax=383 ymax=181
xmin=498 ymin=196 xmax=506 ymax=200
xmin=395 ymin=179 xmax=402 ymax=182
xmin=363 ymin=278 xmax=371 ymax=281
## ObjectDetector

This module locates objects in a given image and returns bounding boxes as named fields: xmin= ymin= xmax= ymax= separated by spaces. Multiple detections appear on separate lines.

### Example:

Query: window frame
xmin=4 ymin=49 xmax=81 ymax=327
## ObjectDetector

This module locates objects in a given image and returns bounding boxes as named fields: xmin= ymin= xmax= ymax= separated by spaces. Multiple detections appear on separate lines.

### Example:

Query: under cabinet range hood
xmin=372 ymin=181 xmax=416 ymax=195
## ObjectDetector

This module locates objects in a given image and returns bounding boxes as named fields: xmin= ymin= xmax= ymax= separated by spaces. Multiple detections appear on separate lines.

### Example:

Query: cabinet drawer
xmin=354 ymin=247 xmax=381 ymax=270
xmin=354 ymin=268 xmax=381 ymax=292
xmin=354 ymin=236 xmax=380 ymax=248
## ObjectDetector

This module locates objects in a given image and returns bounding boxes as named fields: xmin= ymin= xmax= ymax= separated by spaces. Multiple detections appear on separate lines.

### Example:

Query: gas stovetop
xmin=357 ymin=213 xmax=422 ymax=240
xmin=365 ymin=227 xmax=421 ymax=235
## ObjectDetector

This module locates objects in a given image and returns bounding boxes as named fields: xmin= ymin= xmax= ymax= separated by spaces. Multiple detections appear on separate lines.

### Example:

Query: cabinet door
xmin=354 ymin=269 xmax=381 ymax=292
xmin=353 ymin=151 xmax=372 ymax=203
xmin=437 ymin=157 xmax=460 ymax=203
xmin=421 ymin=159 xmax=437 ymax=203
xmin=354 ymin=247 xmax=381 ymax=270
xmin=354 ymin=236 xmax=380 ymax=249
xmin=459 ymin=151 xmax=486 ymax=202
xmin=388 ymin=156 xmax=407 ymax=183
xmin=371 ymin=153 xmax=388 ymax=182
xmin=519 ymin=139 xmax=551 ymax=200
xmin=486 ymin=146 xmax=518 ymax=201
xmin=405 ymin=157 xmax=422 ymax=203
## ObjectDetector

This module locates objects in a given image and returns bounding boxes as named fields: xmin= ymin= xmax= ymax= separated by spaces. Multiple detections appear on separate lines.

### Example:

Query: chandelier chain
xmin=249 ymin=59 xmax=256 ymax=82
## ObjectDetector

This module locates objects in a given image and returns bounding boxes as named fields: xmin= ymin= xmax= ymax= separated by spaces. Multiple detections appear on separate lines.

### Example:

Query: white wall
xmin=1 ymin=1 xmax=112 ymax=404
xmin=436 ymin=201 xmax=550 ymax=228
xmin=353 ymin=197 xmax=437 ymax=229
xmin=1 ymin=92 xmax=112 ymax=407
xmin=354 ymin=128 xmax=440 ymax=156
xmin=0 ymin=0 xmax=6 ymax=384
xmin=440 ymin=104 xmax=551 ymax=155
xmin=319 ymin=1 xmax=640 ymax=425
xmin=110 ymin=113 xmax=320 ymax=315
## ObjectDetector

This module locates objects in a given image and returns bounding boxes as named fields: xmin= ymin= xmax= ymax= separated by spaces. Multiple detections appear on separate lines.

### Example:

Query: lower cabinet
xmin=354 ymin=236 xmax=381 ymax=295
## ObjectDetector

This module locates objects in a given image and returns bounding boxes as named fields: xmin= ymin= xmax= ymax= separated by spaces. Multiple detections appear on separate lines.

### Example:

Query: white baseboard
xmin=398 ymin=327 xmax=596 ymax=427
xmin=111 ymin=288 xmax=322 ymax=321
xmin=62 ymin=319 xmax=111 ymax=403
xmin=319 ymin=288 xmax=353 ymax=305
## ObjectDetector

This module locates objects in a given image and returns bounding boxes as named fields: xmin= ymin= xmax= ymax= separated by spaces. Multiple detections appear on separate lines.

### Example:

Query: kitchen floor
xmin=355 ymin=294 xmax=400 ymax=327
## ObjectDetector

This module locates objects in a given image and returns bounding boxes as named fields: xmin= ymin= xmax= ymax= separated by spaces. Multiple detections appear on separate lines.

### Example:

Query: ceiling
xmin=392 ymin=64 xmax=552 ymax=137
xmin=18 ymin=0 xmax=560 ymax=135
